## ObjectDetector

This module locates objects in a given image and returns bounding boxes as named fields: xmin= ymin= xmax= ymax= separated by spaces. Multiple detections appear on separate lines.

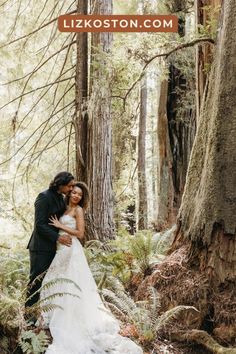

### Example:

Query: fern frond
xmin=106 ymin=277 xmax=137 ymax=311
xmin=155 ymin=305 xmax=199 ymax=332
xmin=39 ymin=291 xmax=80 ymax=304
xmin=39 ymin=303 xmax=63 ymax=313
xmin=148 ymin=287 xmax=161 ymax=326
xmin=102 ymin=288 xmax=134 ymax=318
xmin=41 ymin=277 xmax=81 ymax=292
xmin=19 ymin=329 xmax=50 ymax=354
xmin=25 ymin=277 xmax=81 ymax=304
xmin=105 ymin=301 xmax=129 ymax=322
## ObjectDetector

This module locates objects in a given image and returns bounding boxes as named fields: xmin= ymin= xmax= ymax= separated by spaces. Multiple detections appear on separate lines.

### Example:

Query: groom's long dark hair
xmin=49 ymin=171 xmax=74 ymax=191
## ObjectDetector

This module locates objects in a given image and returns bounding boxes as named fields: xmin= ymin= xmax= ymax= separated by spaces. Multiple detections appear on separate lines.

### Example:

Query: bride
xmin=39 ymin=181 xmax=143 ymax=354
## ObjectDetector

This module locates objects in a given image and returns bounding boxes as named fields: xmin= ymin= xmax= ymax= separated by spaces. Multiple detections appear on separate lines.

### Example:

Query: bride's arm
xmin=49 ymin=208 xmax=85 ymax=240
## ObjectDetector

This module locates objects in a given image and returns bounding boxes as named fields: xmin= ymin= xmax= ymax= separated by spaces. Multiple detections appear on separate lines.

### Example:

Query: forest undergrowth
xmin=0 ymin=228 xmax=235 ymax=354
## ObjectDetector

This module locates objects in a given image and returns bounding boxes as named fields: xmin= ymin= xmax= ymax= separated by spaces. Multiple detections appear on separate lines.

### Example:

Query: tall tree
xmin=84 ymin=0 xmax=114 ymax=240
xmin=74 ymin=0 xmax=88 ymax=181
xmin=167 ymin=61 xmax=196 ymax=216
xmin=173 ymin=0 xmax=236 ymax=283
xmin=156 ymin=79 xmax=175 ymax=230
xmin=137 ymin=75 xmax=148 ymax=230
xmin=155 ymin=1 xmax=197 ymax=229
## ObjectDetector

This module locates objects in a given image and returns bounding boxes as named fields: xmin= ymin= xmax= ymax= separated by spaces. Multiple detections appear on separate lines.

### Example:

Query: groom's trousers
xmin=25 ymin=251 xmax=55 ymax=308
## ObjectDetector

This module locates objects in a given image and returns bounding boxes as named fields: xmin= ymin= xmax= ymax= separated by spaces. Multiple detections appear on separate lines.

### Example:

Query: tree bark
xmin=173 ymin=0 xmax=236 ymax=283
xmin=75 ymin=0 xmax=88 ymax=181
xmin=156 ymin=12 xmax=197 ymax=230
xmin=156 ymin=79 xmax=175 ymax=230
xmin=137 ymin=75 xmax=148 ymax=230
xmin=195 ymin=0 xmax=221 ymax=121
xmin=167 ymin=64 xmax=196 ymax=213
xmin=85 ymin=0 xmax=114 ymax=240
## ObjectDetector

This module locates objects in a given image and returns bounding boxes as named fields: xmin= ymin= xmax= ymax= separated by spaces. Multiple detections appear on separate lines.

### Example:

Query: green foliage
xmin=0 ymin=248 xmax=29 ymax=292
xmin=198 ymin=5 xmax=221 ymax=40
xmin=126 ymin=230 xmax=159 ymax=273
xmin=19 ymin=329 xmax=50 ymax=354
xmin=0 ymin=246 xmax=28 ymax=332
xmin=102 ymin=279 xmax=198 ymax=343
xmin=0 ymin=336 xmax=9 ymax=353
xmin=83 ymin=230 xmax=186 ymax=343
xmin=85 ymin=228 xmax=166 ymax=288
xmin=0 ymin=293 xmax=21 ymax=329
xmin=153 ymin=226 xmax=176 ymax=255
xmin=155 ymin=305 xmax=198 ymax=333
xmin=0 ymin=242 xmax=83 ymax=352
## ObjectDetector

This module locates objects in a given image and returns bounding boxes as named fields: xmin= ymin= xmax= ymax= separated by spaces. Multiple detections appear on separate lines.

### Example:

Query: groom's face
xmin=59 ymin=180 xmax=74 ymax=195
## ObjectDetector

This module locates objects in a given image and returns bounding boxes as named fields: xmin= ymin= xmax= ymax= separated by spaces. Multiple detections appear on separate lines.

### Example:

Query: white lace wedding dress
xmin=40 ymin=215 xmax=143 ymax=354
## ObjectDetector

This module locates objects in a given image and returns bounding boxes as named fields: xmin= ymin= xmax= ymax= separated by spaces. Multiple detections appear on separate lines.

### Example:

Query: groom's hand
xmin=58 ymin=234 xmax=72 ymax=247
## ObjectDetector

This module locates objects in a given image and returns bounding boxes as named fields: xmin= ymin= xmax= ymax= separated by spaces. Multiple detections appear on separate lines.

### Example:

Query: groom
xmin=25 ymin=171 xmax=75 ymax=309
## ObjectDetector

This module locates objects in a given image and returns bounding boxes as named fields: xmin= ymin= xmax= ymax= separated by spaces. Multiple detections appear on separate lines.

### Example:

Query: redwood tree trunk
xmin=156 ymin=79 xmax=175 ymax=230
xmin=173 ymin=0 xmax=236 ymax=283
xmin=85 ymin=0 xmax=114 ymax=240
xmin=137 ymin=75 xmax=148 ymax=230
xmin=75 ymin=0 xmax=88 ymax=181
xmin=167 ymin=64 xmax=196 ymax=213
xmin=156 ymin=16 xmax=196 ymax=230
xmin=195 ymin=0 xmax=221 ymax=121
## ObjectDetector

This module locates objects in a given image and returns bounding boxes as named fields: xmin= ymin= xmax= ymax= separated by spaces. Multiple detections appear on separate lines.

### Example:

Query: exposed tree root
xmin=171 ymin=330 xmax=236 ymax=354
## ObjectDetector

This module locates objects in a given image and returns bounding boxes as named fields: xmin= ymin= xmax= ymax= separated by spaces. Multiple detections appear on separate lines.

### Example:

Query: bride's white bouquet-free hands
xmin=49 ymin=215 xmax=62 ymax=229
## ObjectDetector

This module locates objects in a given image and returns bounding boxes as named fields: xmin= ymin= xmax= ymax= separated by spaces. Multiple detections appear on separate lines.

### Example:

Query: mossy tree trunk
xmin=173 ymin=0 xmax=236 ymax=283
xmin=195 ymin=0 xmax=221 ymax=121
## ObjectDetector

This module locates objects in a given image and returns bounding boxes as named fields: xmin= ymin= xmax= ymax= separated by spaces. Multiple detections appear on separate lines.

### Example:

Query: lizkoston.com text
xmin=58 ymin=15 xmax=178 ymax=32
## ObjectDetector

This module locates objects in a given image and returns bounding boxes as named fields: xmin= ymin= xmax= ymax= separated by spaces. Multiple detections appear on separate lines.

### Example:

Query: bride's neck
xmin=68 ymin=202 xmax=77 ymax=209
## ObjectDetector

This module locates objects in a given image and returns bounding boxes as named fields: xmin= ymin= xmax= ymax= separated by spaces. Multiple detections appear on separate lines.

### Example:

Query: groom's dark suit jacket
xmin=27 ymin=188 xmax=66 ymax=253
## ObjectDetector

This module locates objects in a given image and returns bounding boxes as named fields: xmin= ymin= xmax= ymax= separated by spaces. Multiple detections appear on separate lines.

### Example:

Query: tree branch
xmin=0 ymin=10 xmax=76 ymax=49
xmin=4 ymin=37 xmax=75 ymax=86
xmin=15 ymin=63 xmax=75 ymax=135
xmin=119 ymin=37 xmax=215 ymax=108
xmin=143 ymin=37 xmax=215 ymax=70
xmin=0 ymin=77 xmax=75 ymax=110
xmin=0 ymin=100 xmax=75 ymax=166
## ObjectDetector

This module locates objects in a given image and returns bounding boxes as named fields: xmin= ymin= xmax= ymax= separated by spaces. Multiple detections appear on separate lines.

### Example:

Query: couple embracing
xmin=26 ymin=172 xmax=143 ymax=354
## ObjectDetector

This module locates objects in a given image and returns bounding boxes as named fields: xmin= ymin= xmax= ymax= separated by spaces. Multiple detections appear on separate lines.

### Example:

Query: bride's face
xmin=70 ymin=186 xmax=83 ymax=205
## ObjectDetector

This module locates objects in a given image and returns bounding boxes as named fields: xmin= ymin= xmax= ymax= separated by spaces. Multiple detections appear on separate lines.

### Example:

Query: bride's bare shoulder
xmin=75 ymin=206 xmax=84 ymax=215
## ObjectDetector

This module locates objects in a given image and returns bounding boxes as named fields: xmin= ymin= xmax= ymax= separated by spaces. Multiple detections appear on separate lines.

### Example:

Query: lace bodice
xmin=59 ymin=214 xmax=76 ymax=230
xmin=57 ymin=214 xmax=77 ymax=251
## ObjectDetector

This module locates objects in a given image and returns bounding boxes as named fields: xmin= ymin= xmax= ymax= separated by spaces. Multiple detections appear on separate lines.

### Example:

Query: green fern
xmin=102 ymin=282 xmax=198 ymax=342
xmin=19 ymin=329 xmax=50 ymax=354
xmin=25 ymin=277 xmax=81 ymax=306
xmin=0 ymin=293 xmax=21 ymax=328
xmin=155 ymin=305 xmax=199 ymax=332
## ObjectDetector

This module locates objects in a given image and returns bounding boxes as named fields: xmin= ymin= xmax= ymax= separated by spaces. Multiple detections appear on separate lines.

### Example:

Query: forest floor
xmin=134 ymin=244 xmax=236 ymax=354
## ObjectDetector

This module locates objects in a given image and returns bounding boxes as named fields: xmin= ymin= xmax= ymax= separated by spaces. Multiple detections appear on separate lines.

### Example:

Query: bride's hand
xmin=49 ymin=215 xmax=62 ymax=228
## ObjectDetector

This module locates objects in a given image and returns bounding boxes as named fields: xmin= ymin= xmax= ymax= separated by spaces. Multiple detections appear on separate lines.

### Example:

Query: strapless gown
xmin=40 ymin=214 xmax=143 ymax=354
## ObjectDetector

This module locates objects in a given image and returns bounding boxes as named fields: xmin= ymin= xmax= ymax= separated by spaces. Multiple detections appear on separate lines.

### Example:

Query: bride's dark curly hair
xmin=66 ymin=181 xmax=89 ymax=210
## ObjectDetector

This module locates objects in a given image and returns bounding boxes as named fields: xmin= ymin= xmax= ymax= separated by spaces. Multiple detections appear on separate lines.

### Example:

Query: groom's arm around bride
xmin=25 ymin=171 xmax=74 ymax=310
